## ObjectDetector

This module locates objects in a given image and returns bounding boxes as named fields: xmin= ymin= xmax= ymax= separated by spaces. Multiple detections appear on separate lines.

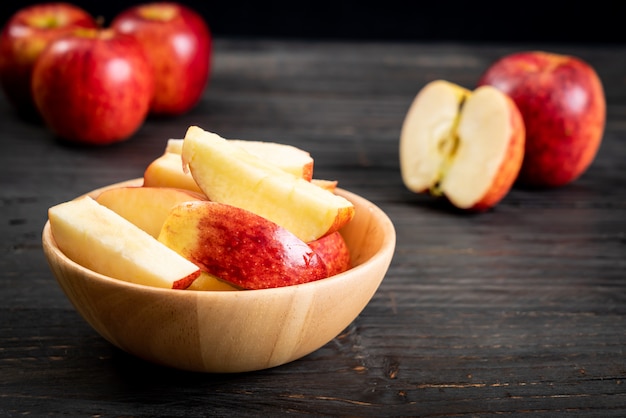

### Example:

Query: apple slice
xmin=311 ymin=179 xmax=338 ymax=193
xmin=399 ymin=80 xmax=525 ymax=211
xmin=181 ymin=126 xmax=355 ymax=242
xmin=143 ymin=152 xmax=204 ymax=193
xmin=166 ymin=138 xmax=314 ymax=181
xmin=308 ymin=231 xmax=351 ymax=277
xmin=95 ymin=186 xmax=206 ymax=238
xmin=158 ymin=201 xmax=329 ymax=290
xmin=48 ymin=196 xmax=201 ymax=289
xmin=187 ymin=272 xmax=240 ymax=291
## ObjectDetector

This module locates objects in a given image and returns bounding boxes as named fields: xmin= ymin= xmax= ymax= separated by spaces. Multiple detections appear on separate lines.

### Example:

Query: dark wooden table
xmin=2 ymin=39 xmax=625 ymax=416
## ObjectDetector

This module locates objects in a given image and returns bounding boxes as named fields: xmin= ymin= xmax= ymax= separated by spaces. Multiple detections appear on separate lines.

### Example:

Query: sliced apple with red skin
xmin=181 ymin=126 xmax=354 ymax=242
xmin=95 ymin=186 xmax=206 ymax=238
xmin=399 ymin=80 xmax=525 ymax=211
xmin=308 ymin=231 xmax=351 ymax=277
xmin=311 ymin=179 xmax=338 ymax=193
xmin=48 ymin=196 xmax=200 ymax=289
xmin=166 ymin=138 xmax=314 ymax=181
xmin=158 ymin=200 xmax=329 ymax=290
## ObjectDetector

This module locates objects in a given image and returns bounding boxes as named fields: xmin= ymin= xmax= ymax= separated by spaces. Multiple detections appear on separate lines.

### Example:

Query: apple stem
xmin=96 ymin=15 xmax=105 ymax=29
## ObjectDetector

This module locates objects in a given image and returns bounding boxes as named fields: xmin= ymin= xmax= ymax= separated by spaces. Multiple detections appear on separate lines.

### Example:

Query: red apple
xmin=31 ymin=28 xmax=155 ymax=145
xmin=111 ymin=2 xmax=211 ymax=116
xmin=478 ymin=51 xmax=606 ymax=188
xmin=0 ymin=2 xmax=97 ymax=117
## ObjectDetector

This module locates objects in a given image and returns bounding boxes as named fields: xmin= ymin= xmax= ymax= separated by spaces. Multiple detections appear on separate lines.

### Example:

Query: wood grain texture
xmin=1 ymin=39 xmax=625 ymax=416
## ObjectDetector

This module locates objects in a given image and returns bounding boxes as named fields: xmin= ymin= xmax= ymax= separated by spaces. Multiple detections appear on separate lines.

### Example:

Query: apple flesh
xmin=0 ymin=3 xmax=97 ymax=117
xmin=478 ymin=51 xmax=606 ymax=187
xmin=31 ymin=28 xmax=155 ymax=145
xmin=181 ymin=126 xmax=355 ymax=242
xmin=143 ymin=152 xmax=205 ymax=193
xmin=111 ymin=2 xmax=211 ymax=115
xmin=308 ymin=231 xmax=351 ymax=277
xmin=400 ymin=80 xmax=525 ymax=211
xmin=157 ymin=201 xmax=329 ymax=290
xmin=95 ymin=186 xmax=206 ymax=238
xmin=311 ymin=179 xmax=338 ymax=193
xmin=48 ymin=196 xmax=201 ymax=289
xmin=186 ymin=272 xmax=240 ymax=291
xmin=166 ymin=138 xmax=314 ymax=181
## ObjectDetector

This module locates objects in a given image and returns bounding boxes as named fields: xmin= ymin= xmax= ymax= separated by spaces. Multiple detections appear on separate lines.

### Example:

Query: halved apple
xmin=181 ymin=126 xmax=355 ymax=242
xmin=399 ymin=80 xmax=525 ymax=211
xmin=95 ymin=186 xmax=206 ymax=238
xmin=158 ymin=200 xmax=329 ymax=290
xmin=166 ymin=137 xmax=314 ymax=181
xmin=48 ymin=196 xmax=201 ymax=289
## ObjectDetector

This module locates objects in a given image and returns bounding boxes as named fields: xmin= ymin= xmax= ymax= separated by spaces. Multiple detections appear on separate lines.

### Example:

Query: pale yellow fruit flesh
xmin=443 ymin=86 xmax=516 ymax=208
xmin=143 ymin=152 xmax=204 ymax=193
xmin=166 ymin=138 xmax=314 ymax=181
xmin=400 ymin=80 xmax=471 ymax=194
xmin=95 ymin=186 xmax=206 ymax=238
xmin=48 ymin=196 xmax=200 ymax=289
xmin=187 ymin=272 xmax=240 ymax=291
xmin=400 ymin=80 xmax=516 ymax=209
xmin=182 ymin=126 xmax=354 ymax=242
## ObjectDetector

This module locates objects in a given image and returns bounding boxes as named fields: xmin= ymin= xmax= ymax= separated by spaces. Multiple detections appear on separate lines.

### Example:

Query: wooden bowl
xmin=42 ymin=179 xmax=396 ymax=373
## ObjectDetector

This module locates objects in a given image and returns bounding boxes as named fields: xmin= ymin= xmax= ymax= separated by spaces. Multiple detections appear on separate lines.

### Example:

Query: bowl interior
xmin=42 ymin=179 xmax=396 ymax=372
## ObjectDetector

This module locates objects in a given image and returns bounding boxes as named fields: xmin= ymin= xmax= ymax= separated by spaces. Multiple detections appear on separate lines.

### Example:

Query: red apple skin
xmin=159 ymin=201 xmax=329 ymax=290
xmin=478 ymin=51 xmax=606 ymax=188
xmin=0 ymin=3 xmax=97 ymax=117
xmin=111 ymin=2 xmax=211 ymax=116
xmin=31 ymin=28 xmax=155 ymax=145
xmin=308 ymin=231 xmax=351 ymax=277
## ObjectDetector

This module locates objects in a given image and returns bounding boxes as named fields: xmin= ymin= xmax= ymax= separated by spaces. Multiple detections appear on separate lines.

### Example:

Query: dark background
xmin=1 ymin=1 xmax=625 ymax=44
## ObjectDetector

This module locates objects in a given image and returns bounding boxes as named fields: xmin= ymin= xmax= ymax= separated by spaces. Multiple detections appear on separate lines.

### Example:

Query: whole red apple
xmin=111 ymin=2 xmax=211 ymax=116
xmin=0 ymin=3 xmax=97 ymax=118
xmin=478 ymin=51 xmax=606 ymax=188
xmin=31 ymin=28 xmax=155 ymax=145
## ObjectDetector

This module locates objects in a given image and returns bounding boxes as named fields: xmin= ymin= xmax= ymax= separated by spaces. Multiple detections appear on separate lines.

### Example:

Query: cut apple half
xmin=48 ymin=196 xmax=201 ymax=289
xmin=166 ymin=137 xmax=314 ymax=181
xmin=181 ymin=126 xmax=355 ymax=242
xmin=399 ymin=80 xmax=525 ymax=211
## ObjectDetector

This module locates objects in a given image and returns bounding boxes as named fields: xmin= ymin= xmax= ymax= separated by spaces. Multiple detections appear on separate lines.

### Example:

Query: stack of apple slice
xmin=48 ymin=126 xmax=355 ymax=291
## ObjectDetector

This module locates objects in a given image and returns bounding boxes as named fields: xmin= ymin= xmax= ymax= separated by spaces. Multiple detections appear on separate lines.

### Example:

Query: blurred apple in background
xmin=31 ymin=28 xmax=155 ymax=145
xmin=111 ymin=2 xmax=211 ymax=116
xmin=0 ymin=2 xmax=97 ymax=118
xmin=478 ymin=51 xmax=606 ymax=188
